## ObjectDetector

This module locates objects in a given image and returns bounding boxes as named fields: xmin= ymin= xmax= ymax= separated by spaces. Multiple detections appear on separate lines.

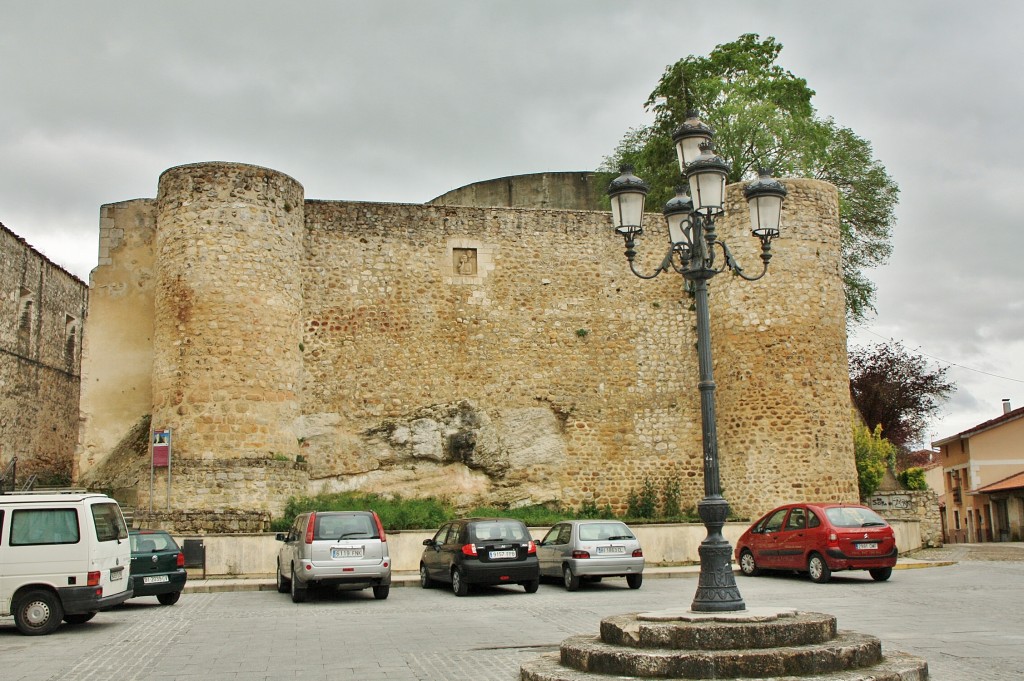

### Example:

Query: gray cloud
xmin=2 ymin=0 xmax=1021 ymax=440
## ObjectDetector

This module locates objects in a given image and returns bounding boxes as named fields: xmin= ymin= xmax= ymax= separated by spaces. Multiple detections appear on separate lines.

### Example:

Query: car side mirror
xmin=275 ymin=533 xmax=286 ymax=541
xmin=422 ymin=538 xmax=435 ymax=546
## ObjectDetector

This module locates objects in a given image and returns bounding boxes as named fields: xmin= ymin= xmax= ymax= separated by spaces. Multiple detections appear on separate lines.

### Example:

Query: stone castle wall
xmin=77 ymin=162 xmax=857 ymax=527
xmin=0 ymin=223 xmax=88 ymax=484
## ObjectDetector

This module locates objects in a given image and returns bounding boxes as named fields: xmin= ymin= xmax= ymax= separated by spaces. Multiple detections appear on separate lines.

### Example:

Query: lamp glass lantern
xmin=672 ymin=111 xmax=714 ymax=171
xmin=663 ymin=187 xmax=694 ymax=245
xmin=684 ymin=144 xmax=729 ymax=215
xmin=743 ymin=169 xmax=788 ymax=239
xmin=608 ymin=165 xmax=650 ymax=236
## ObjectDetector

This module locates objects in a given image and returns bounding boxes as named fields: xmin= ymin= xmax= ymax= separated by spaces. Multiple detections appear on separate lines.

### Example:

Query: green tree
xmin=853 ymin=420 xmax=896 ymax=499
xmin=849 ymin=341 xmax=955 ymax=451
xmin=603 ymin=34 xmax=899 ymax=322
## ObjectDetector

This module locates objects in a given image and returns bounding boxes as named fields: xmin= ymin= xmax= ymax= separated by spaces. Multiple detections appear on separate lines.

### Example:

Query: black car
xmin=128 ymin=529 xmax=187 ymax=605
xmin=419 ymin=518 xmax=539 ymax=596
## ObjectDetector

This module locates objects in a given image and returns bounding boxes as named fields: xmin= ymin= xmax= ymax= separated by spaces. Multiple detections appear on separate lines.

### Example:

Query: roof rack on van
xmin=8 ymin=488 xmax=90 ymax=495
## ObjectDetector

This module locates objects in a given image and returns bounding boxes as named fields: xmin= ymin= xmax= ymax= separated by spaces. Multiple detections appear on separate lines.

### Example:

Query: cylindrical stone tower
xmin=711 ymin=178 xmax=858 ymax=517
xmin=148 ymin=162 xmax=307 ymax=520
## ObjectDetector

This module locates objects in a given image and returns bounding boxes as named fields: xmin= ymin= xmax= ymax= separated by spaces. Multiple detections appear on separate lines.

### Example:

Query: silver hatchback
xmin=537 ymin=520 xmax=644 ymax=591
xmin=275 ymin=510 xmax=392 ymax=602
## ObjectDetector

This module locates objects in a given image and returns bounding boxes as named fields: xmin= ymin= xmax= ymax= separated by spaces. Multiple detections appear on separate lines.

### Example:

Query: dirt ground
xmin=908 ymin=541 xmax=1024 ymax=562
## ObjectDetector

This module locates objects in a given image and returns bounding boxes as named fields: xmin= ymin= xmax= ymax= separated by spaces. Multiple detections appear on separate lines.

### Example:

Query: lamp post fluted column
xmin=607 ymin=110 xmax=787 ymax=613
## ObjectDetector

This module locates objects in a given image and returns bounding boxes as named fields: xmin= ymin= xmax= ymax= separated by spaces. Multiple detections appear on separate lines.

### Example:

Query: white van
xmin=0 ymin=492 xmax=133 ymax=635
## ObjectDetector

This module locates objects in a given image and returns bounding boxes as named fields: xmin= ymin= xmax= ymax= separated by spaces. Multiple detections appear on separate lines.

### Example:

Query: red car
xmin=734 ymin=503 xmax=897 ymax=583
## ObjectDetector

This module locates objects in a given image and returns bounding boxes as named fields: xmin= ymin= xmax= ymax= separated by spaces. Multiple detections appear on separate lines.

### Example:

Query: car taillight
xmin=87 ymin=571 xmax=100 ymax=587
xmin=632 ymin=548 xmax=643 ymax=558
xmin=372 ymin=511 xmax=387 ymax=543
xmin=527 ymin=540 xmax=536 ymax=555
xmin=461 ymin=544 xmax=478 ymax=557
xmin=827 ymin=531 xmax=838 ymax=546
xmin=305 ymin=511 xmax=316 ymax=544
xmin=176 ymin=552 xmax=185 ymax=568
xmin=572 ymin=550 xmax=590 ymax=559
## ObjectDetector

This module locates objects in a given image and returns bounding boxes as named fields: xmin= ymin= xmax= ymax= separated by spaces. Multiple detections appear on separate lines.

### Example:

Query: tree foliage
xmin=602 ymin=34 xmax=899 ymax=321
xmin=849 ymin=341 xmax=955 ymax=451
xmin=853 ymin=421 xmax=896 ymax=499
xmin=897 ymin=467 xmax=929 ymax=491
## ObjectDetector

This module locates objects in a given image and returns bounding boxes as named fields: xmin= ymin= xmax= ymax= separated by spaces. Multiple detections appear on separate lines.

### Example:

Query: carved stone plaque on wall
xmin=453 ymin=248 xmax=477 ymax=275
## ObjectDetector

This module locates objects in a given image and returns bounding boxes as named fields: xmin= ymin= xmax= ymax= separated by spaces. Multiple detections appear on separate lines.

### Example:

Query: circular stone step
xmin=520 ymin=650 xmax=929 ymax=681
xmin=559 ymin=631 xmax=881 ymax=678
xmin=600 ymin=611 xmax=837 ymax=650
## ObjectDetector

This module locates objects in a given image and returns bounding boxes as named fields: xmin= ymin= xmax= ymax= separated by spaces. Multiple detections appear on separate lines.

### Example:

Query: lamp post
xmin=607 ymin=111 xmax=786 ymax=613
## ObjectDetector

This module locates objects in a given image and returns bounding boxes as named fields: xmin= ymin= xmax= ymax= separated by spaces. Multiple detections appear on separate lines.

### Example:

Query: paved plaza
xmin=3 ymin=548 xmax=1023 ymax=681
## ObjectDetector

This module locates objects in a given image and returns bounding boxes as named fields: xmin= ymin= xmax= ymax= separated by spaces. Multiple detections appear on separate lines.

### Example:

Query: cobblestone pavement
xmin=908 ymin=541 xmax=1024 ymax=563
xmin=3 ymin=553 xmax=1023 ymax=681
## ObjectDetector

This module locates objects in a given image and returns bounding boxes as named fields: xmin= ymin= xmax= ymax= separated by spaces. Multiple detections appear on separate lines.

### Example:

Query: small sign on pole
xmin=150 ymin=429 xmax=173 ymax=512
xmin=153 ymin=429 xmax=171 ymax=467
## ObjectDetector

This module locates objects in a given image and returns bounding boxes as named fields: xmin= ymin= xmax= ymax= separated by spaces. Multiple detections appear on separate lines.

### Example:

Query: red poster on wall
xmin=152 ymin=429 xmax=171 ymax=467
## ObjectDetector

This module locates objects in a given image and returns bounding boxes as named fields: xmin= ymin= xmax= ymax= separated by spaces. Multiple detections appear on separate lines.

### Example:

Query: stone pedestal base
xmin=520 ymin=609 xmax=928 ymax=680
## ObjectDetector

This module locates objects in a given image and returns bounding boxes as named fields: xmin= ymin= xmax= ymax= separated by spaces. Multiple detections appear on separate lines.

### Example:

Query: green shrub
xmin=661 ymin=477 xmax=682 ymax=518
xmin=853 ymin=420 xmax=897 ymax=499
xmin=627 ymin=478 xmax=658 ymax=519
xmin=898 ymin=467 xmax=928 ymax=491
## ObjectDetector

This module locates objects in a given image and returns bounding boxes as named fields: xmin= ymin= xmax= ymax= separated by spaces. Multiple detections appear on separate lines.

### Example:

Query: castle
xmin=75 ymin=162 xmax=857 ymax=532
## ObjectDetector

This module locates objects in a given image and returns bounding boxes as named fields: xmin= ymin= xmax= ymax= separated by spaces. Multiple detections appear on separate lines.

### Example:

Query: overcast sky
xmin=2 ymin=1 xmax=1022 ymax=446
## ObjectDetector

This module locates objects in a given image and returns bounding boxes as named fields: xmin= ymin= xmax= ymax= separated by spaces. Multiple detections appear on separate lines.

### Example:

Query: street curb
xmin=181 ymin=560 xmax=954 ymax=593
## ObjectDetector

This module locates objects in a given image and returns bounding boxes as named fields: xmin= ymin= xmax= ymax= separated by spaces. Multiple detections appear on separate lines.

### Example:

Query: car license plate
xmin=489 ymin=550 xmax=516 ymax=559
xmin=143 ymin=575 xmax=169 ymax=584
xmin=596 ymin=546 xmax=626 ymax=555
xmin=857 ymin=542 xmax=878 ymax=550
xmin=331 ymin=547 xmax=364 ymax=559
xmin=110 ymin=568 xmax=124 ymax=581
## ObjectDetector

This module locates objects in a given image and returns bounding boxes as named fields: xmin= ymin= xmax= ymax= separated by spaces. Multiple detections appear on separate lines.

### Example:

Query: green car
xmin=128 ymin=529 xmax=187 ymax=605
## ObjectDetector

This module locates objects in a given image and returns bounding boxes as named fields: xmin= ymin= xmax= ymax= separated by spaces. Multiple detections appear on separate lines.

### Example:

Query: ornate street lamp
xmin=607 ymin=112 xmax=786 ymax=613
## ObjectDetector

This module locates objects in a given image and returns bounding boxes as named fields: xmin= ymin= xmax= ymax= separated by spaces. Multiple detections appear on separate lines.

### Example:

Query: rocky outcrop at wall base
xmin=297 ymin=400 xmax=568 ymax=508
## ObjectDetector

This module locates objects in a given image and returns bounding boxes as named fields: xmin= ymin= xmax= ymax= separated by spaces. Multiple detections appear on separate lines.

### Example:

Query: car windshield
xmin=824 ymin=506 xmax=888 ymax=528
xmin=469 ymin=521 xmax=529 ymax=543
xmin=578 ymin=522 xmax=634 ymax=542
xmin=315 ymin=513 xmax=378 ymax=540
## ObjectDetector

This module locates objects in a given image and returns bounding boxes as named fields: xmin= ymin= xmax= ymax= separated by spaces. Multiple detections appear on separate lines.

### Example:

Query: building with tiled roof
xmin=932 ymin=399 xmax=1024 ymax=542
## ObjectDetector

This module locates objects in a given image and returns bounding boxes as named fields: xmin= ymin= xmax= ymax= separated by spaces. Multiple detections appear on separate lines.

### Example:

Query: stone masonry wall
xmin=868 ymin=489 xmax=943 ymax=547
xmin=298 ymin=177 xmax=856 ymax=517
xmin=76 ymin=163 xmax=856 ymax=527
xmin=0 ymin=223 xmax=88 ymax=484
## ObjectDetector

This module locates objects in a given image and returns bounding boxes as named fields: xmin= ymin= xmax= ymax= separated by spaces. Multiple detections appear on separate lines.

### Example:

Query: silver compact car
xmin=275 ymin=510 xmax=391 ymax=602
xmin=536 ymin=520 xmax=644 ymax=591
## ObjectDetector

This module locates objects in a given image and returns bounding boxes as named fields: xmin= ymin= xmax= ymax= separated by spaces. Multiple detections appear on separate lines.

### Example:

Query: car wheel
xmin=739 ymin=549 xmax=761 ymax=577
xmin=276 ymin=560 xmax=290 ymax=593
xmin=626 ymin=573 xmax=643 ymax=590
xmin=290 ymin=566 xmax=308 ymax=603
xmin=157 ymin=591 xmax=181 ymax=606
xmin=452 ymin=568 xmax=469 ymax=597
xmin=523 ymin=579 xmax=539 ymax=594
xmin=373 ymin=585 xmax=390 ymax=600
xmin=419 ymin=563 xmax=434 ymax=589
xmin=63 ymin=612 xmax=96 ymax=625
xmin=14 ymin=589 xmax=64 ymax=636
xmin=562 ymin=565 xmax=580 ymax=592
xmin=808 ymin=553 xmax=832 ymax=584
xmin=869 ymin=567 xmax=893 ymax=582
